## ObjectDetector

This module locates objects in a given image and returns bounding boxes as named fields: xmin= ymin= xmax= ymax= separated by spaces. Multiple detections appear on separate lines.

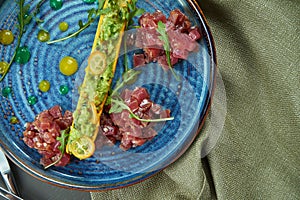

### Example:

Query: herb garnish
xmin=111 ymin=69 xmax=141 ymax=97
xmin=22 ymin=0 xmax=46 ymax=26
xmin=47 ymin=0 xmax=110 ymax=44
xmin=32 ymin=0 xmax=46 ymax=25
xmin=125 ymin=0 xmax=145 ymax=29
xmin=0 ymin=0 xmax=25 ymax=81
xmin=157 ymin=21 xmax=180 ymax=81
xmin=44 ymin=128 xmax=70 ymax=169
xmin=47 ymin=0 xmax=144 ymax=45
xmin=110 ymin=97 xmax=174 ymax=122
xmin=123 ymin=0 xmax=144 ymax=74
xmin=0 ymin=0 xmax=45 ymax=82
xmin=107 ymin=69 xmax=174 ymax=122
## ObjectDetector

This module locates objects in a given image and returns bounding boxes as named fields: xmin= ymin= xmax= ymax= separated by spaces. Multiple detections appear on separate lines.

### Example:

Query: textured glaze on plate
xmin=0 ymin=0 xmax=216 ymax=190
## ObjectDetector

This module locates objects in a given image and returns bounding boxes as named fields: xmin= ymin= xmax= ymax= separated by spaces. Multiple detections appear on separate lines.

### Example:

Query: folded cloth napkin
xmin=91 ymin=0 xmax=300 ymax=199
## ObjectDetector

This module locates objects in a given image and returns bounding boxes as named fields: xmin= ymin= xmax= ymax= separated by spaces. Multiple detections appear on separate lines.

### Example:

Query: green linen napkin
xmin=91 ymin=0 xmax=300 ymax=199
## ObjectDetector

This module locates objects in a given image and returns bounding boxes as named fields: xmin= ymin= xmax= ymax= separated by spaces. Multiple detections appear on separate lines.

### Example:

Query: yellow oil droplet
xmin=37 ymin=30 xmax=50 ymax=42
xmin=39 ymin=80 xmax=51 ymax=92
xmin=59 ymin=56 xmax=78 ymax=76
xmin=0 ymin=30 xmax=14 ymax=45
xmin=59 ymin=21 xmax=69 ymax=32
xmin=0 ymin=61 xmax=9 ymax=75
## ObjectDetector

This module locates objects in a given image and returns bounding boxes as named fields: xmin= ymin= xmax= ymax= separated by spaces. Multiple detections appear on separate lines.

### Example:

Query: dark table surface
xmin=0 ymin=160 xmax=91 ymax=200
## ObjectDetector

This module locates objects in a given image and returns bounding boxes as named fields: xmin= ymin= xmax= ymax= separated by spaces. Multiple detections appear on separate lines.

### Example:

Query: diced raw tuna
xmin=22 ymin=105 xmax=72 ymax=168
xmin=99 ymin=87 xmax=171 ymax=151
xmin=133 ymin=9 xmax=201 ymax=69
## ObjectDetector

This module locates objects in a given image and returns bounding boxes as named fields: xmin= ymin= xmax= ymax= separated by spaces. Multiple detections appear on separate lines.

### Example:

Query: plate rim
xmin=0 ymin=0 xmax=217 ymax=191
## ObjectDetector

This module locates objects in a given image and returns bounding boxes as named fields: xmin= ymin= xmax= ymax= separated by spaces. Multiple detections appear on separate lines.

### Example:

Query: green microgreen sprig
xmin=32 ymin=0 xmax=46 ymax=24
xmin=110 ymin=69 xmax=141 ymax=97
xmin=157 ymin=21 xmax=180 ymax=81
xmin=44 ymin=128 xmax=70 ymax=169
xmin=46 ymin=0 xmax=144 ymax=45
xmin=47 ymin=0 xmax=110 ymax=44
xmin=0 ymin=0 xmax=26 ymax=82
xmin=125 ymin=0 xmax=144 ymax=29
xmin=0 ymin=0 xmax=45 ymax=82
xmin=109 ymin=97 xmax=174 ymax=122
xmin=107 ymin=69 xmax=174 ymax=123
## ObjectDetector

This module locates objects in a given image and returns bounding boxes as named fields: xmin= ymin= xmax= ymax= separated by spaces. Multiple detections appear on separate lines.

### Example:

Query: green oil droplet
xmin=10 ymin=116 xmax=19 ymax=124
xmin=59 ymin=85 xmax=69 ymax=95
xmin=0 ymin=61 xmax=9 ymax=75
xmin=50 ymin=0 xmax=63 ymax=10
xmin=15 ymin=46 xmax=31 ymax=64
xmin=2 ymin=86 xmax=12 ymax=97
xmin=27 ymin=95 xmax=38 ymax=105
xmin=37 ymin=30 xmax=50 ymax=42
xmin=83 ymin=0 xmax=96 ymax=3
xmin=59 ymin=21 xmax=69 ymax=32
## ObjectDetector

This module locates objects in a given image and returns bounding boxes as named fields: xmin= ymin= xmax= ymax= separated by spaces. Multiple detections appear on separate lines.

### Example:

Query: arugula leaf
xmin=109 ymin=98 xmax=128 ymax=114
xmin=110 ymin=69 xmax=141 ymax=97
xmin=98 ymin=0 xmax=105 ymax=9
xmin=122 ymin=69 xmax=141 ymax=85
xmin=133 ymin=8 xmax=145 ymax=17
xmin=109 ymin=98 xmax=174 ymax=122
xmin=57 ymin=128 xmax=70 ymax=154
xmin=156 ymin=21 xmax=180 ymax=81
xmin=125 ymin=0 xmax=145 ymax=28
xmin=44 ymin=128 xmax=70 ymax=169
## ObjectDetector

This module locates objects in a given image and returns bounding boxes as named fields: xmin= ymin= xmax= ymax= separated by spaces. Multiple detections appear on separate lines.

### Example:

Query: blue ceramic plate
xmin=0 ymin=0 xmax=216 ymax=191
